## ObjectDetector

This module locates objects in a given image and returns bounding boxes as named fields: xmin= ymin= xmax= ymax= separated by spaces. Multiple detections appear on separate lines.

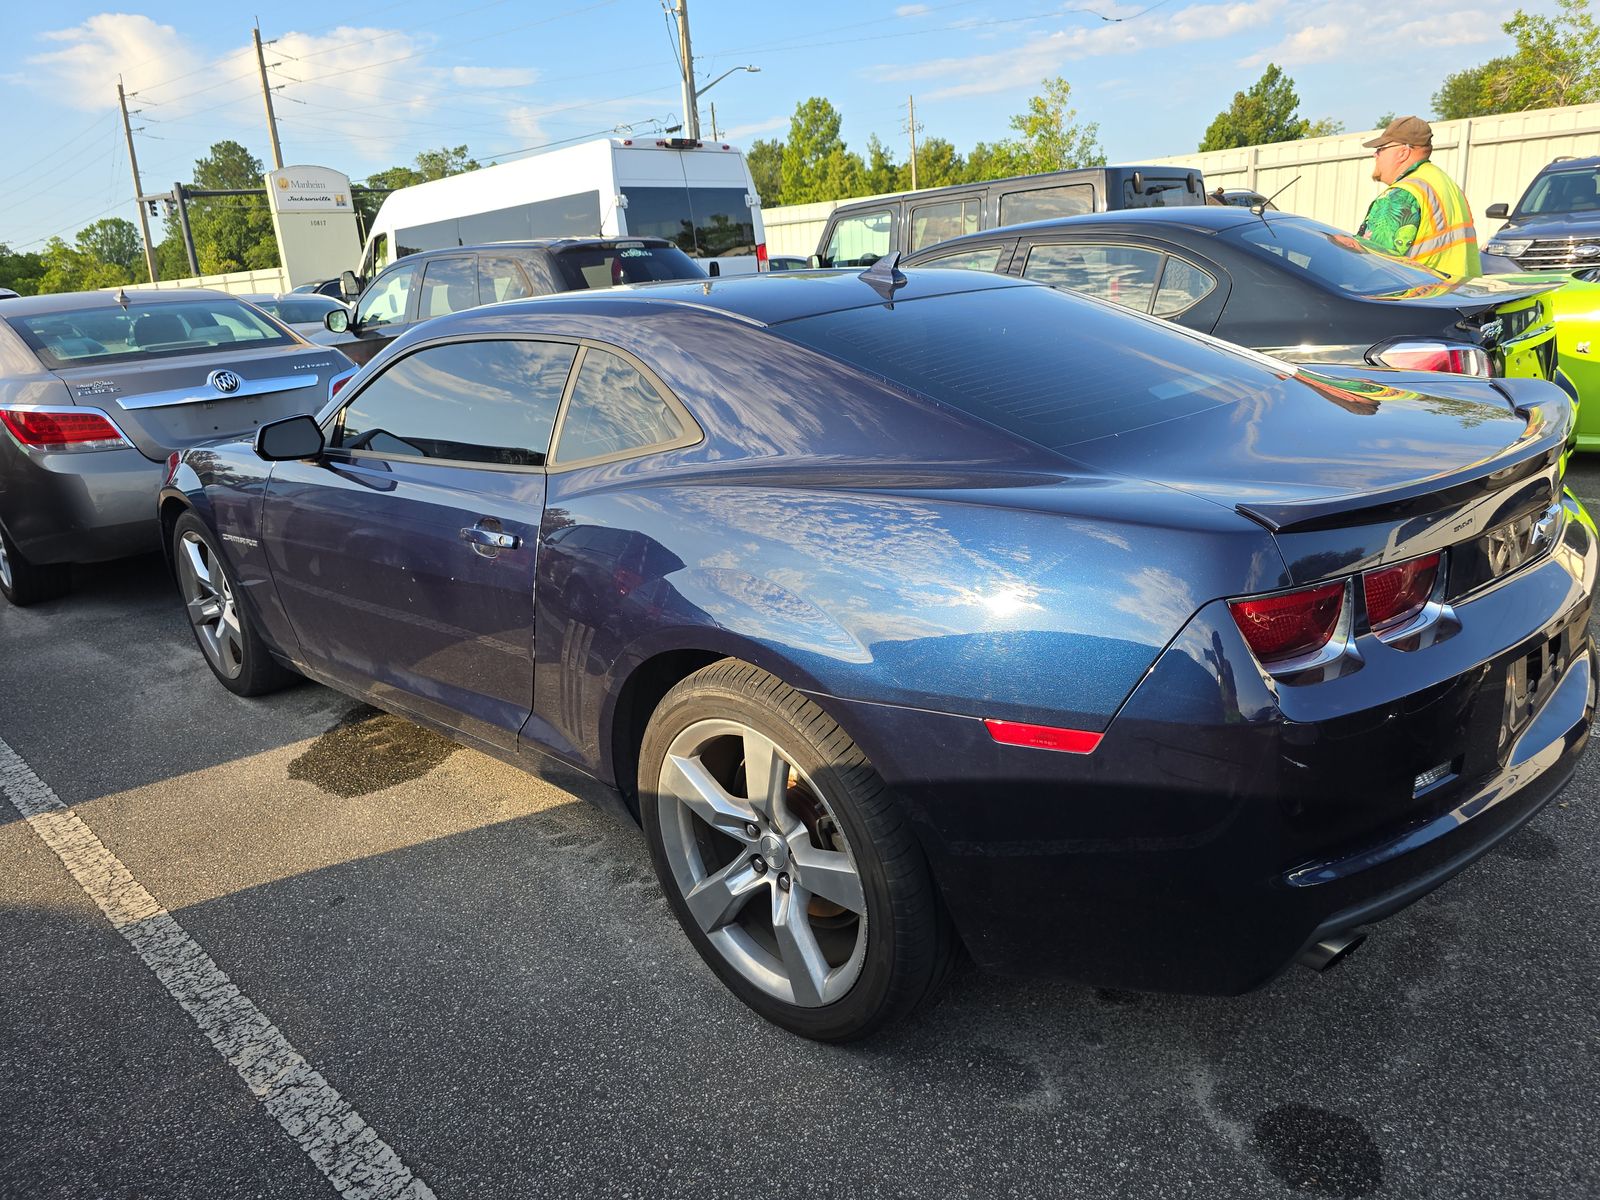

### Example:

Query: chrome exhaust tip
xmin=1298 ymin=932 xmax=1367 ymax=973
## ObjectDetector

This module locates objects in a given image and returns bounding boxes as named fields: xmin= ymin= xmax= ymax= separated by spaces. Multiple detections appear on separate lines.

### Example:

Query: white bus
xmin=355 ymin=137 xmax=767 ymax=283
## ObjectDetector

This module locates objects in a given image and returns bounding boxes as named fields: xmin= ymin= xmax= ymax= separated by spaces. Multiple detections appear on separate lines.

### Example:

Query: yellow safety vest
xmin=1389 ymin=159 xmax=1482 ymax=279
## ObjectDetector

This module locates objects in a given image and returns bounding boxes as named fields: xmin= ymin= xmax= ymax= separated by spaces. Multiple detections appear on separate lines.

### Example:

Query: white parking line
xmin=0 ymin=735 xmax=436 ymax=1200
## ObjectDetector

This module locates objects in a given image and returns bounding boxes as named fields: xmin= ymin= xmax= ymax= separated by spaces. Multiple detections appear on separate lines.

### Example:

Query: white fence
xmin=759 ymin=101 xmax=1600 ymax=257
xmin=113 ymin=266 xmax=290 ymax=296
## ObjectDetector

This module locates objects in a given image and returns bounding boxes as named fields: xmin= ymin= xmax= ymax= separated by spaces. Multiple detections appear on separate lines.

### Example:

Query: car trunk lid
xmin=51 ymin=345 xmax=344 ymax=462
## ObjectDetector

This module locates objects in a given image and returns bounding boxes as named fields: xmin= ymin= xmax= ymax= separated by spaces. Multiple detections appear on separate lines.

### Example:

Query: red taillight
xmin=1371 ymin=341 xmax=1489 ymax=378
xmin=0 ymin=407 xmax=128 ymax=451
xmin=756 ymin=242 xmax=769 ymax=271
xmin=1228 ymin=580 xmax=1345 ymax=664
xmin=1363 ymin=551 xmax=1440 ymax=631
xmin=984 ymin=719 xmax=1102 ymax=754
xmin=331 ymin=374 xmax=352 ymax=397
xmin=165 ymin=452 xmax=180 ymax=484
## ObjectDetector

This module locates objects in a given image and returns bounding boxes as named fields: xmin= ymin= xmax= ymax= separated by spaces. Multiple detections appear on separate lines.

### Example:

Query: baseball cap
xmin=1362 ymin=115 xmax=1433 ymax=148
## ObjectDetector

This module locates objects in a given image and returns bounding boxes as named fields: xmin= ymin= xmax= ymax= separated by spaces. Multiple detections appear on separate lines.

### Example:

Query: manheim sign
xmin=265 ymin=165 xmax=356 ymax=215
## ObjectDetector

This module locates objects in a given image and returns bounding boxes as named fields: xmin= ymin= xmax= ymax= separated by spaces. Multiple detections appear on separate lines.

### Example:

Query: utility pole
xmin=905 ymin=95 xmax=920 ymax=191
xmin=253 ymin=24 xmax=284 ymax=170
xmin=673 ymin=1 xmax=699 ymax=141
xmin=709 ymin=102 xmax=718 ymax=141
xmin=117 ymin=79 xmax=159 ymax=284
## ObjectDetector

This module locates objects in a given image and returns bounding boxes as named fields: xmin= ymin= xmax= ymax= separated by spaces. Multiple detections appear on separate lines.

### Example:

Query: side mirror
xmin=1131 ymin=171 xmax=1145 ymax=195
xmin=339 ymin=270 xmax=361 ymax=299
xmin=325 ymin=308 xmax=350 ymax=333
xmin=707 ymin=261 xmax=721 ymax=277
xmin=1485 ymin=202 xmax=1509 ymax=219
xmin=808 ymin=254 xmax=822 ymax=269
xmin=256 ymin=415 xmax=325 ymax=462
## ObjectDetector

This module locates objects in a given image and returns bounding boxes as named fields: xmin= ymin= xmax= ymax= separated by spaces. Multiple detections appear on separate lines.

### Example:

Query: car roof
xmin=1539 ymin=156 xmax=1600 ymax=172
xmin=0 ymin=288 xmax=238 ymax=317
xmin=427 ymin=266 xmax=1035 ymax=331
xmin=828 ymin=164 xmax=1193 ymax=212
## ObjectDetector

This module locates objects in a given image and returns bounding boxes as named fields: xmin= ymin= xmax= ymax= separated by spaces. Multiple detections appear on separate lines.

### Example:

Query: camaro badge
xmin=208 ymin=370 xmax=242 ymax=394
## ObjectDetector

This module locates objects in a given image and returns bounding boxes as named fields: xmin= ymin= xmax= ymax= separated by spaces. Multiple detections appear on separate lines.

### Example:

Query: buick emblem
xmin=208 ymin=370 xmax=242 ymax=394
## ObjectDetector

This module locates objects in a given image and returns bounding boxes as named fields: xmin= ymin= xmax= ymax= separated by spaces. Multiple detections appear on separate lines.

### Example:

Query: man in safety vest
xmin=1358 ymin=115 xmax=1482 ymax=278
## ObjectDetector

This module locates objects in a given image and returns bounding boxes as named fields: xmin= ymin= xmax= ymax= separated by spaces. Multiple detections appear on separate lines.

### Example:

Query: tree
xmin=1199 ymin=64 xmax=1335 ymax=150
xmin=863 ymin=134 xmax=901 ymax=195
xmin=1302 ymin=117 xmax=1345 ymax=138
xmin=779 ymin=98 xmax=865 ymax=204
xmin=75 ymin=218 xmax=142 ymax=273
xmin=1497 ymin=0 xmax=1600 ymax=109
xmin=1431 ymin=59 xmax=1514 ymax=119
xmin=1373 ymin=111 xmax=1397 ymax=130
xmin=34 ymin=233 xmax=137 ymax=293
xmin=745 ymin=138 xmax=784 ymax=206
xmin=184 ymin=140 xmax=279 ymax=275
xmin=414 ymin=145 xmax=481 ymax=182
xmin=1002 ymin=77 xmax=1105 ymax=172
xmin=914 ymin=137 xmax=967 ymax=188
xmin=1429 ymin=0 xmax=1599 ymax=117
xmin=0 ymin=244 xmax=46 ymax=295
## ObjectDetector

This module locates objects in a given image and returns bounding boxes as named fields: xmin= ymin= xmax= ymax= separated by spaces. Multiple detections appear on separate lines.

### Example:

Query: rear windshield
xmin=1517 ymin=167 xmax=1600 ymax=216
xmin=11 ymin=299 xmax=294 ymax=368
xmin=1121 ymin=176 xmax=1205 ymax=208
xmin=553 ymin=243 xmax=707 ymax=290
xmin=252 ymin=297 xmax=344 ymax=324
xmin=775 ymin=282 xmax=1287 ymax=449
xmin=622 ymin=186 xmax=757 ymax=258
xmin=1228 ymin=217 xmax=1447 ymax=295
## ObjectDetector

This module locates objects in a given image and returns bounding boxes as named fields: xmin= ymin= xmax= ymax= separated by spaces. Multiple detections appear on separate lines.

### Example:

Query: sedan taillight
xmin=0 ymin=406 xmax=131 ymax=452
xmin=1369 ymin=340 xmax=1490 ymax=378
xmin=1228 ymin=581 xmax=1345 ymax=665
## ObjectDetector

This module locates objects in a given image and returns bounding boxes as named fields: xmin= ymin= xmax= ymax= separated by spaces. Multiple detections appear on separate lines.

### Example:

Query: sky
xmin=0 ymin=0 xmax=1554 ymax=255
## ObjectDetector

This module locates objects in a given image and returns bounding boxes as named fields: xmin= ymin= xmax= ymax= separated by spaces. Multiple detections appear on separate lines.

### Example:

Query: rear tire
xmin=171 ymin=511 xmax=296 ymax=696
xmin=640 ymin=659 xmax=955 ymax=1041
xmin=0 ymin=523 xmax=71 ymax=607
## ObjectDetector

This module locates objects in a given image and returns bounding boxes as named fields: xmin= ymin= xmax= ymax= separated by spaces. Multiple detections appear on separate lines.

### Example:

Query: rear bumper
xmin=816 ymin=500 xmax=1596 ymax=994
xmin=0 ymin=439 xmax=162 ymax=564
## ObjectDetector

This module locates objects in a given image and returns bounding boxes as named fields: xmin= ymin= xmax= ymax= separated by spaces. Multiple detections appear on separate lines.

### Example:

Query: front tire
xmin=0 ymin=523 xmax=71 ymax=607
xmin=171 ymin=511 xmax=295 ymax=696
xmin=640 ymin=660 xmax=955 ymax=1041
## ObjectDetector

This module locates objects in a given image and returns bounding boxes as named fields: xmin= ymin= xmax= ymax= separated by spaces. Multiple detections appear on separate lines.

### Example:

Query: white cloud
xmin=721 ymin=115 xmax=788 ymax=141
xmin=504 ymin=105 xmax=547 ymax=145
xmin=29 ymin=14 xmax=206 ymax=111
xmin=896 ymin=3 xmax=931 ymax=15
xmin=877 ymin=0 xmax=1285 ymax=99
xmin=450 ymin=65 xmax=540 ymax=88
xmin=1238 ymin=21 xmax=1351 ymax=66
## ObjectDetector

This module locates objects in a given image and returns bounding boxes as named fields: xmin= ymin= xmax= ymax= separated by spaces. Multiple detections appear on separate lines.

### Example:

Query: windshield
xmin=621 ymin=186 xmax=756 ymax=258
xmin=1227 ymin=217 xmax=1448 ymax=296
xmin=252 ymin=297 xmax=344 ymax=324
xmin=12 ymin=299 xmax=295 ymax=368
xmin=775 ymin=283 xmax=1289 ymax=450
xmin=1517 ymin=167 xmax=1600 ymax=216
xmin=553 ymin=243 xmax=708 ymax=290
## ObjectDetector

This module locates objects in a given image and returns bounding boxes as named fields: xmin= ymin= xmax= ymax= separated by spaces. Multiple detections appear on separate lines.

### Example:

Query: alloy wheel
xmin=176 ymin=531 xmax=244 ymax=679
xmin=0 ymin=532 xmax=10 ymax=593
xmin=655 ymin=718 xmax=869 ymax=1007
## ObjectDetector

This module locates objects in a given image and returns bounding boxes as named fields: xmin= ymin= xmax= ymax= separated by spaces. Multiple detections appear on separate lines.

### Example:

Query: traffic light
xmin=146 ymin=199 xmax=159 ymax=217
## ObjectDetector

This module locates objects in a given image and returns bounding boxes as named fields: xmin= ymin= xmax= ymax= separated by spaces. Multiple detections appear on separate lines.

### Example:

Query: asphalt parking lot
xmin=4 ymin=466 xmax=1600 ymax=1200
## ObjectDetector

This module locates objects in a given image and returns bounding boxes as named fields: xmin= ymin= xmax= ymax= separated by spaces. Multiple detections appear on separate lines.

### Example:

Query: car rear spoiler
xmin=1235 ymin=389 xmax=1569 ymax=534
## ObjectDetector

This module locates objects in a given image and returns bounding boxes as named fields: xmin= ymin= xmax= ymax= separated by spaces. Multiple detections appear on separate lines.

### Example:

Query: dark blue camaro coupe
xmin=161 ymin=267 xmax=1595 ymax=1040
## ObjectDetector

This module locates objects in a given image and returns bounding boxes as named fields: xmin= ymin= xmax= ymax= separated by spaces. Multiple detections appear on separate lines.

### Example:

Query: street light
xmin=690 ymin=65 xmax=758 ymax=142
xmin=695 ymin=64 xmax=760 ymax=99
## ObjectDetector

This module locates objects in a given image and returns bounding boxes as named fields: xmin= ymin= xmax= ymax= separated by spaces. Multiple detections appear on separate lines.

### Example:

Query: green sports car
xmin=1497 ymin=267 xmax=1600 ymax=450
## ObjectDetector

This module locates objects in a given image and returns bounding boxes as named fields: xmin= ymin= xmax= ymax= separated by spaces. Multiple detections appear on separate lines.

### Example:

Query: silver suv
xmin=0 ymin=288 xmax=346 ymax=605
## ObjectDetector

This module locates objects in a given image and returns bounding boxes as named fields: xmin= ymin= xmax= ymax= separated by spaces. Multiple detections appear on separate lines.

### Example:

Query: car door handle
xmin=459 ymin=525 xmax=520 ymax=550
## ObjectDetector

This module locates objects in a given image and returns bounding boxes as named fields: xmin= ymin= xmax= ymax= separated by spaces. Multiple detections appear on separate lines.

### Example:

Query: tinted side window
xmin=1152 ymin=258 xmax=1218 ymax=316
xmin=336 ymin=340 xmax=576 ymax=467
xmin=1023 ymin=244 xmax=1162 ymax=313
xmin=356 ymin=266 xmax=417 ymax=328
xmin=823 ymin=210 xmax=894 ymax=267
xmin=479 ymin=256 xmax=535 ymax=303
xmin=908 ymin=197 xmax=980 ymax=252
xmin=915 ymin=245 xmax=1006 ymax=272
xmin=419 ymin=257 xmax=479 ymax=319
xmin=553 ymin=349 xmax=685 ymax=464
xmin=999 ymin=184 xmax=1093 ymax=223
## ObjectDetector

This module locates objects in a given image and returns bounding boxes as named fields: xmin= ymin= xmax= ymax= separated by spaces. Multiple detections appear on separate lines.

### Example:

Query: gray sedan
xmin=0 ymin=288 xmax=348 ymax=606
